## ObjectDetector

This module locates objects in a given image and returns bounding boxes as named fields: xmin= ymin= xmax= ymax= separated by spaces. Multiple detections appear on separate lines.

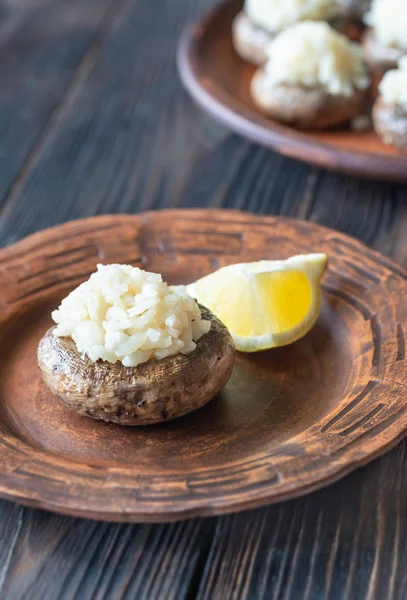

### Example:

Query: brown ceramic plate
xmin=1 ymin=209 xmax=407 ymax=522
xmin=177 ymin=0 xmax=407 ymax=182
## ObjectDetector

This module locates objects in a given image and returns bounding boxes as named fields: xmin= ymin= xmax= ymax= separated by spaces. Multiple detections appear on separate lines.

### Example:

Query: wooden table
xmin=0 ymin=0 xmax=407 ymax=598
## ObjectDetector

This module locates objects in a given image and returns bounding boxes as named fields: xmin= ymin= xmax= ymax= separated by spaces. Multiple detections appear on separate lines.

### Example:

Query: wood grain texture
xmin=178 ymin=0 xmax=407 ymax=182
xmin=0 ymin=0 xmax=407 ymax=597
xmin=0 ymin=0 xmax=220 ymax=246
xmin=0 ymin=500 xmax=218 ymax=600
xmin=0 ymin=0 xmax=121 ymax=217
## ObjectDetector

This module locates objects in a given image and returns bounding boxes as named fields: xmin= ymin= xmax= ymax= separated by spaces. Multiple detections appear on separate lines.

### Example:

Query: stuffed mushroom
xmin=373 ymin=58 xmax=407 ymax=152
xmin=37 ymin=264 xmax=235 ymax=425
xmin=232 ymin=0 xmax=339 ymax=66
xmin=363 ymin=0 xmax=407 ymax=74
xmin=251 ymin=22 xmax=370 ymax=129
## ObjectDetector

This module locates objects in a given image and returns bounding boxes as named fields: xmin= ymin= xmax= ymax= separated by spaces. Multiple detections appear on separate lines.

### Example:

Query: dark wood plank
xmin=1 ymin=0 xmax=407 ymax=598
xmin=0 ymin=501 xmax=217 ymax=600
xmin=307 ymin=171 xmax=405 ymax=251
xmin=0 ymin=0 xmax=220 ymax=246
xmin=196 ymin=448 xmax=407 ymax=600
xmin=0 ymin=0 xmax=122 ymax=218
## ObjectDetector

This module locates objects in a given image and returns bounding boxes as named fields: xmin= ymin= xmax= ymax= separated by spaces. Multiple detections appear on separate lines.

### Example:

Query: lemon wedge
xmin=187 ymin=254 xmax=327 ymax=352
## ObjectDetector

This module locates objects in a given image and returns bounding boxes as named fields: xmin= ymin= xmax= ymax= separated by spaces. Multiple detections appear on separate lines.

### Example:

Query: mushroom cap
xmin=37 ymin=306 xmax=235 ymax=426
xmin=251 ymin=72 xmax=368 ymax=128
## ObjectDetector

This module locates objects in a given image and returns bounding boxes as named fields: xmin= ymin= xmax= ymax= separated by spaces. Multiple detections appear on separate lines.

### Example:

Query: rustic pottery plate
xmin=0 ymin=210 xmax=407 ymax=522
xmin=177 ymin=0 xmax=407 ymax=182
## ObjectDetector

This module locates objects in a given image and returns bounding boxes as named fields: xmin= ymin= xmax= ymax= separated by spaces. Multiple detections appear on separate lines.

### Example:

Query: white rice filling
xmin=365 ymin=0 xmax=407 ymax=50
xmin=263 ymin=22 xmax=370 ymax=97
xmin=52 ymin=264 xmax=211 ymax=367
xmin=245 ymin=0 xmax=338 ymax=33
xmin=379 ymin=57 xmax=407 ymax=109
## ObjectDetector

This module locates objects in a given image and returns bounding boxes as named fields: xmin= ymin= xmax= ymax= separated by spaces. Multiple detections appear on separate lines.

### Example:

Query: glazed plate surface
xmin=0 ymin=210 xmax=406 ymax=522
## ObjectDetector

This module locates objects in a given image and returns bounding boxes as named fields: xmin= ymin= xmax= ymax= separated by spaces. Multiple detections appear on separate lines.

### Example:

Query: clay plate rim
xmin=177 ymin=0 xmax=407 ymax=182
xmin=0 ymin=209 xmax=407 ymax=522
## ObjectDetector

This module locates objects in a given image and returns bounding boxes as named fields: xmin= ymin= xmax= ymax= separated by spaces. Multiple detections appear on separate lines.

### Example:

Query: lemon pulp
xmin=254 ymin=270 xmax=312 ymax=335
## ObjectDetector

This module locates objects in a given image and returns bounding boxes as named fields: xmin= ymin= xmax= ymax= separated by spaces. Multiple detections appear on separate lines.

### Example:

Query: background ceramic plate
xmin=177 ymin=0 xmax=407 ymax=182
xmin=0 ymin=209 xmax=407 ymax=522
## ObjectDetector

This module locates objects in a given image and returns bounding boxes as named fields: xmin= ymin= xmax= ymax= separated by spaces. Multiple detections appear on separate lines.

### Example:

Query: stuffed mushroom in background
xmin=232 ymin=0 xmax=339 ymax=65
xmin=373 ymin=58 xmax=407 ymax=152
xmin=251 ymin=22 xmax=371 ymax=129
xmin=363 ymin=0 xmax=407 ymax=74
